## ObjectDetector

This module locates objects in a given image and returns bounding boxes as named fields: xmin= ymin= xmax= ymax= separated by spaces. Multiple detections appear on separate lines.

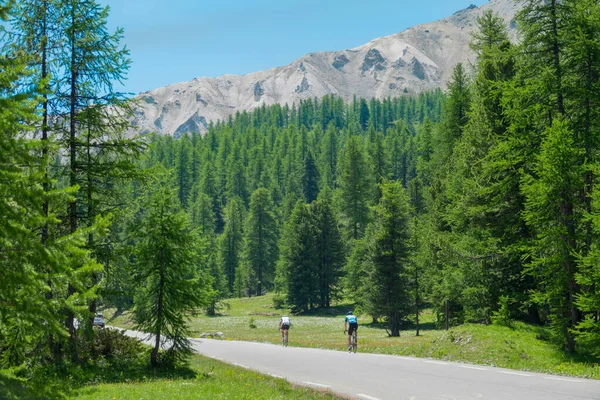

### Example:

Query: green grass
xmin=0 ymin=352 xmax=346 ymax=400
xmin=104 ymin=293 xmax=600 ymax=379
xmin=73 ymin=354 xmax=344 ymax=400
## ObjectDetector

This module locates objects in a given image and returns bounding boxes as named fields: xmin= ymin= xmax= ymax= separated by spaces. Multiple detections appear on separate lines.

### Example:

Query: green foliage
xmin=337 ymin=135 xmax=373 ymax=240
xmin=312 ymin=188 xmax=345 ymax=308
xmin=219 ymin=198 xmax=245 ymax=296
xmin=132 ymin=168 xmax=212 ymax=367
xmin=279 ymin=201 xmax=317 ymax=313
xmin=248 ymin=317 xmax=257 ymax=329
xmin=272 ymin=293 xmax=286 ymax=309
xmin=492 ymin=296 xmax=514 ymax=329
xmin=0 ymin=3 xmax=108 ymax=365
xmin=301 ymin=150 xmax=320 ymax=203
xmin=364 ymin=181 xmax=412 ymax=336
xmin=240 ymin=188 xmax=279 ymax=296
xmin=108 ymin=296 xmax=600 ymax=380
xmin=7 ymin=0 xmax=600 ymax=370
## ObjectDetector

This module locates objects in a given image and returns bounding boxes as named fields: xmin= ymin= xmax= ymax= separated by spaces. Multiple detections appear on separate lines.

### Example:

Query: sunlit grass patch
xmin=102 ymin=294 xmax=600 ymax=379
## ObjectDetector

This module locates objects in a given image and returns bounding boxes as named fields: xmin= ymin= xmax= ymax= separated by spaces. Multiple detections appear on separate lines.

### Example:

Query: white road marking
xmin=543 ymin=377 xmax=582 ymax=383
xmin=498 ymin=371 xmax=532 ymax=377
xmin=357 ymin=394 xmax=383 ymax=400
xmin=303 ymin=381 xmax=330 ymax=388
xmin=425 ymin=360 xmax=450 ymax=365
xmin=232 ymin=363 xmax=248 ymax=369
xmin=269 ymin=374 xmax=283 ymax=379
xmin=459 ymin=365 xmax=488 ymax=371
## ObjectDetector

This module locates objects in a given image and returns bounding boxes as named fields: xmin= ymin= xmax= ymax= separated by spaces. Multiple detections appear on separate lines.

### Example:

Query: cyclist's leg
xmin=348 ymin=326 xmax=353 ymax=349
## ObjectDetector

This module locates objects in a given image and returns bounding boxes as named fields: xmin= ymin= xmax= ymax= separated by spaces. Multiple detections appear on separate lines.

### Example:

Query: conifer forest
xmin=2 ymin=0 xmax=600 ymax=377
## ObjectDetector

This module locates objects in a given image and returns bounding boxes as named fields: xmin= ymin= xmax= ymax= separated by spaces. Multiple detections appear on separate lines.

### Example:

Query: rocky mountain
xmin=131 ymin=0 xmax=520 ymax=136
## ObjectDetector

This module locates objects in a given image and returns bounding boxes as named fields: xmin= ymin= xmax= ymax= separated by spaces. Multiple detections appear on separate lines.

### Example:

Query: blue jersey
xmin=345 ymin=314 xmax=357 ymax=325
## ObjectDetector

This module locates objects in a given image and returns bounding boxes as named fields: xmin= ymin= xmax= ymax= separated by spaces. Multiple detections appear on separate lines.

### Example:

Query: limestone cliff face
xmin=131 ymin=0 xmax=519 ymax=136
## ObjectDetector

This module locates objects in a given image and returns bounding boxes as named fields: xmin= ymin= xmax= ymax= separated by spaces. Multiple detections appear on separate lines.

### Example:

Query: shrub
xmin=272 ymin=294 xmax=286 ymax=309
xmin=95 ymin=328 xmax=145 ymax=362
xmin=248 ymin=317 xmax=257 ymax=329
xmin=492 ymin=295 xmax=514 ymax=328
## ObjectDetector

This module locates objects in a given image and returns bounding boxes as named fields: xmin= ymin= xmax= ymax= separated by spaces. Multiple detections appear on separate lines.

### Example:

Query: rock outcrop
xmin=130 ymin=0 xmax=519 ymax=136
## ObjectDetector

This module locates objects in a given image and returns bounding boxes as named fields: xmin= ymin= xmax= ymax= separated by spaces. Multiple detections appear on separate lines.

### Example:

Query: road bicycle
xmin=345 ymin=329 xmax=357 ymax=353
xmin=281 ymin=329 xmax=288 ymax=347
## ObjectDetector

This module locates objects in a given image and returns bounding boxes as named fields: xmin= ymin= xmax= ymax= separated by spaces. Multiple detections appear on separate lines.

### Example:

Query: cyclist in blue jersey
xmin=344 ymin=311 xmax=358 ymax=351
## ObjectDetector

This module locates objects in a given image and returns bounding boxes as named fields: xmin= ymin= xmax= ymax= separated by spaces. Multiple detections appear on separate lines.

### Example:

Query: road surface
xmin=120 ymin=329 xmax=600 ymax=400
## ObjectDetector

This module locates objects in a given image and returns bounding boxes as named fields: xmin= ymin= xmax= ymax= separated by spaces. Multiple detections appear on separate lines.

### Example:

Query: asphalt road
xmin=120 ymin=329 xmax=600 ymax=400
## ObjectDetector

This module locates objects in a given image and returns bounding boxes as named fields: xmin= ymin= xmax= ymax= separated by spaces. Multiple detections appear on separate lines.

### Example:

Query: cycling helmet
xmin=347 ymin=311 xmax=353 ymax=315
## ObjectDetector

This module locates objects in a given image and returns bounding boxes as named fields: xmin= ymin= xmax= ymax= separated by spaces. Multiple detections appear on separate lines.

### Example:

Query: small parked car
xmin=93 ymin=314 xmax=105 ymax=328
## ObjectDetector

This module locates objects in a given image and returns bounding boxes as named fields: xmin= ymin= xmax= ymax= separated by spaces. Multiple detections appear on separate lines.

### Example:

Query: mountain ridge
xmin=131 ymin=0 xmax=519 ymax=136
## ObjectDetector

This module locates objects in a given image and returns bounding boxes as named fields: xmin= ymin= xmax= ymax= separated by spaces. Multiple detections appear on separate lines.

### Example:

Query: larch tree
xmin=219 ymin=197 xmax=245 ymax=296
xmin=366 ymin=181 xmax=412 ymax=337
xmin=0 ymin=3 xmax=99 ymax=364
xmin=312 ymin=188 xmax=345 ymax=308
xmin=279 ymin=200 xmax=318 ymax=313
xmin=133 ymin=169 xmax=212 ymax=367
xmin=337 ymin=135 xmax=373 ymax=240
xmin=301 ymin=150 xmax=320 ymax=203
xmin=50 ymin=0 xmax=143 ymax=347
xmin=240 ymin=188 xmax=278 ymax=296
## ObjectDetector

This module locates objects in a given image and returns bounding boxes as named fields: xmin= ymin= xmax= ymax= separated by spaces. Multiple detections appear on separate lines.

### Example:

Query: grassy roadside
xmin=104 ymin=293 xmax=600 ymax=379
xmin=0 ymin=352 xmax=346 ymax=400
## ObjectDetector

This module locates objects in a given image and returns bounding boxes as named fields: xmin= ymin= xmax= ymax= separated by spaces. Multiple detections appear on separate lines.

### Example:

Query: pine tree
xmin=240 ymin=188 xmax=278 ymax=296
xmin=438 ymin=63 xmax=471 ymax=163
xmin=51 ymin=0 xmax=141 ymax=348
xmin=569 ymin=0 xmax=600 ymax=352
xmin=369 ymin=131 xmax=390 ymax=201
xmin=366 ymin=182 xmax=412 ymax=336
xmin=219 ymin=198 xmax=245 ymax=296
xmin=133 ymin=169 xmax=212 ymax=367
xmin=359 ymin=98 xmax=370 ymax=131
xmin=522 ymin=119 xmax=582 ymax=350
xmin=189 ymin=192 xmax=217 ymax=235
xmin=515 ymin=0 xmax=600 ymax=351
xmin=225 ymin=158 xmax=248 ymax=205
xmin=0 ymin=5 xmax=99 ymax=363
xmin=337 ymin=135 xmax=372 ymax=240
xmin=279 ymin=201 xmax=317 ymax=313
xmin=312 ymin=188 xmax=345 ymax=308
xmin=301 ymin=150 xmax=320 ymax=203
xmin=175 ymin=135 xmax=193 ymax=208
xmin=199 ymin=159 xmax=223 ymax=233
xmin=319 ymin=122 xmax=338 ymax=188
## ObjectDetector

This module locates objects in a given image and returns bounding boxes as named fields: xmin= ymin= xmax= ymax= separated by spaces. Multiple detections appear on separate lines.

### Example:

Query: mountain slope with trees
xmin=3 ymin=1 xmax=600 ymax=396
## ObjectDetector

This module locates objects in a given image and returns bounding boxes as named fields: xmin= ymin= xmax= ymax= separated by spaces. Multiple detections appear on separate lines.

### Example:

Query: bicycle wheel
xmin=283 ymin=330 xmax=288 ymax=347
xmin=352 ymin=332 xmax=357 ymax=353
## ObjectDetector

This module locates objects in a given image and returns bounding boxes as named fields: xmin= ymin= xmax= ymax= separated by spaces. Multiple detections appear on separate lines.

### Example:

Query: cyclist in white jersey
xmin=279 ymin=315 xmax=290 ymax=342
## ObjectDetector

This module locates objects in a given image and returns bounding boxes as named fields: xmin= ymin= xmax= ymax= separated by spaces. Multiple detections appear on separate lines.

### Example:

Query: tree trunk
xmin=415 ymin=263 xmax=420 ymax=337
xmin=66 ymin=5 xmax=78 ymax=358
xmin=389 ymin=310 xmax=400 ymax=337
xmin=152 ymin=248 xmax=166 ymax=367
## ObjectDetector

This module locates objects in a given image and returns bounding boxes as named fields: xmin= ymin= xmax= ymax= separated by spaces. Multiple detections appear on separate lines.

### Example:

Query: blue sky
xmin=98 ymin=0 xmax=487 ymax=95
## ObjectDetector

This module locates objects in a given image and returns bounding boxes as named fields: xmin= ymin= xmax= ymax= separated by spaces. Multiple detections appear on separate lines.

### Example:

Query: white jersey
xmin=280 ymin=316 xmax=290 ymax=325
